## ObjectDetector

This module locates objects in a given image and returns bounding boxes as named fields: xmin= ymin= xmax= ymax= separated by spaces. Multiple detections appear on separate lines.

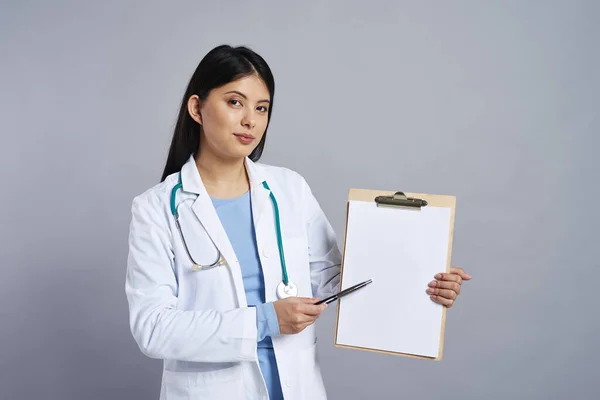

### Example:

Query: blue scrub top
xmin=212 ymin=191 xmax=284 ymax=400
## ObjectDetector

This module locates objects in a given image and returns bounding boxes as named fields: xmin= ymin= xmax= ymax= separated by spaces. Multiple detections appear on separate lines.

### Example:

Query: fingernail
xmin=427 ymin=288 xmax=435 ymax=294
xmin=466 ymin=274 xmax=472 ymax=279
xmin=428 ymin=281 xmax=436 ymax=287
xmin=435 ymin=273 xmax=442 ymax=279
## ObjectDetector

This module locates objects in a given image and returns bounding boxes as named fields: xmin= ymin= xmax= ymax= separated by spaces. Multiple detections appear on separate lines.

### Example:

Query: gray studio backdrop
xmin=1 ymin=1 xmax=598 ymax=399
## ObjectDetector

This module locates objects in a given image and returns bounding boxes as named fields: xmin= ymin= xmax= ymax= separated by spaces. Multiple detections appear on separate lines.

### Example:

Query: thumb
xmin=294 ymin=297 xmax=320 ymax=304
xmin=450 ymin=266 xmax=471 ymax=280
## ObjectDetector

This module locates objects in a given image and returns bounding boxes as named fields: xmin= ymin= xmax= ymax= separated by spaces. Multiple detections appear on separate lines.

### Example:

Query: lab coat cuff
xmin=241 ymin=306 xmax=259 ymax=360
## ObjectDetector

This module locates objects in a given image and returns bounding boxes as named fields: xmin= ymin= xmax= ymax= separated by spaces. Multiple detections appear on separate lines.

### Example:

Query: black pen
xmin=315 ymin=279 xmax=373 ymax=305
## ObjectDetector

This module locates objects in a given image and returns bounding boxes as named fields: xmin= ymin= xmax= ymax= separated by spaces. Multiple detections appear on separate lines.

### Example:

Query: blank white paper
xmin=336 ymin=200 xmax=451 ymax=358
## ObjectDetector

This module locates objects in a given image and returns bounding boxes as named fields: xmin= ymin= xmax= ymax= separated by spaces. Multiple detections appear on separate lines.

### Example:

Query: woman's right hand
xmin=273 ymin=297 xmax=327 ymax=334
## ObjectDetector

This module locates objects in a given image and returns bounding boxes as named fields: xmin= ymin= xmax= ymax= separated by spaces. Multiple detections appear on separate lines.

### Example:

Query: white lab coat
xmin=125 ymin=155 xmax=342 ymax=399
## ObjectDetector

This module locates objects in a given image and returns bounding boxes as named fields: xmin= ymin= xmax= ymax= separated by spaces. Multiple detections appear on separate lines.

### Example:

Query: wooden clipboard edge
xmin=333 ymin=343 xmax=437 ymax=360
xmin=333 ymin=188 xmax=457 ymax=362
xmin=333 ymin=199 xmax=352 ymax=355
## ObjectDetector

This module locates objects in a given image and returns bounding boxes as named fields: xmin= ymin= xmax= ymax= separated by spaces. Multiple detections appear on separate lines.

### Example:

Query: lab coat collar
xmin=180 ymin=155 xmax=272 ymax=224
xmin=179 ymin=154 xmax=269 ymax=195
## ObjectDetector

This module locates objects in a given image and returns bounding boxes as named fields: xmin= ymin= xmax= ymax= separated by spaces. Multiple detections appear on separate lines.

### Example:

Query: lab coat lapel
xmin=245 ymin=158 xmax=271 ymax=227
xmin=180 ymin=156 xmax=247 ymax=307
xmin=245 ymin=159 xmax=281 ymax=302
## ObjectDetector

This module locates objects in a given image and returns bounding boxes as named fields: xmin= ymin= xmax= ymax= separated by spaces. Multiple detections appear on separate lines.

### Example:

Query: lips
xmin=234 ymin=133 xmax=255 ymax=145
xmin=234 ymin=133 xmax=255 ymax=139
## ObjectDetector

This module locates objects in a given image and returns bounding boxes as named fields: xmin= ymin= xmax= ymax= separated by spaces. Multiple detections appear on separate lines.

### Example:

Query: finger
xmin=293 ymin=297 xmax=321 ymax=304
xmin=434 ymin=273 xmax=462 ymax=285
xmin=303 ymin=318 xmax=319 ymax=328
xmin=430 ymin=295 xmax=454 ymax=308
xmin=296 ymin=320 xmax=317 ymax=332
xmin=298 ymin=303 xmax=327 ymax=316
xmin=426 ymin=287 xmax=457 ymax=300
xmin=295 ymin=313 xmax=319 ymax=324
xmin=428 ymin=280 xmax=461 ymax=294
xmin=292 ymin=314 xmax=320 ymax=332
xmin=450 ymin=266 xmax=472 ymax=280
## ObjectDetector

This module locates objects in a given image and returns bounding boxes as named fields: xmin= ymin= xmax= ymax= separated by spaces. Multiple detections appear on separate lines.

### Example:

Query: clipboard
xmin=333 ymin=188 xmax=456 ymax=361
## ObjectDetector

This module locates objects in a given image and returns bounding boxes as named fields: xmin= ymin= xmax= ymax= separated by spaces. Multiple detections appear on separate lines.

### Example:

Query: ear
xmin=187 ymin=95 xmax=203 ymax=125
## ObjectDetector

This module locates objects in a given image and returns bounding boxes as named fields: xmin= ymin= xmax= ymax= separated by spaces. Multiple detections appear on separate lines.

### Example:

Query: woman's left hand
xmin=427 ymin=266 xmax=471 ymax=308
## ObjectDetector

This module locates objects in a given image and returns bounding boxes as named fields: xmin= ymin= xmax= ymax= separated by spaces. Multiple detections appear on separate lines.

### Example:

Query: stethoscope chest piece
xmin=277 ymin=281 xmax=298 ymax=299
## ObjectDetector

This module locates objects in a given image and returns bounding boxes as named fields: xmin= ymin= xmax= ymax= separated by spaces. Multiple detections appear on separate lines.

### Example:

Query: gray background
xmin=1 ymin=1 xmax=598 ymax=399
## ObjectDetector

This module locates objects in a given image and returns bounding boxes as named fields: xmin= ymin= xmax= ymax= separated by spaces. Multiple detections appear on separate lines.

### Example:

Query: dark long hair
xmin=160 ymin=45 xmax=275 ymax=181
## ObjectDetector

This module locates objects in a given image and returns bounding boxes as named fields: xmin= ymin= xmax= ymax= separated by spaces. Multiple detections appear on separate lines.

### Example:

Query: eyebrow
xmin=224 ymin=90 xmax=270 ymax=104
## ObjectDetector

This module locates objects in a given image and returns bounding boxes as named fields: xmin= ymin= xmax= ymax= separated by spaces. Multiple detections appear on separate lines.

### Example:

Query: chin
xmin=224 ymin=147 xmax=256 ymax=161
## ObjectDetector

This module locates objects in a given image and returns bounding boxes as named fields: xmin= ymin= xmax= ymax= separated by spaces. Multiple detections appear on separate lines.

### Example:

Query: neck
xmin=195 ymin=151 xmax=249 ymax=199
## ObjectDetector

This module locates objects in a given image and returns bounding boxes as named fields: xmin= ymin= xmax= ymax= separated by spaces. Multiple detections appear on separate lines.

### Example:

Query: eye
xmin=257 ymin=106 xmax=268 ymax=113
xmin=229 ymin=99 xmax=242 ymax=107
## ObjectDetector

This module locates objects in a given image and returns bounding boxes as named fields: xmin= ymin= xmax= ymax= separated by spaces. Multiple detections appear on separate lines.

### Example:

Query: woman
xmin=125 ymin=44 xmax=470 ymax=400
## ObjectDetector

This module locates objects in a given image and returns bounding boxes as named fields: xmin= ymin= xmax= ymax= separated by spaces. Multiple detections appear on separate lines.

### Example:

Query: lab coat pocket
xmin=161 ymin=364 xmax=244 ymax=399
xmin=296 ymin=340 xmax=327 ymax=399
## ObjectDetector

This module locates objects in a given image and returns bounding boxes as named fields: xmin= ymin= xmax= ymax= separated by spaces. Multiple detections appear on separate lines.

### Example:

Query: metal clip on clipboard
xmin=374 ymin=192 xmax=428 ymax=209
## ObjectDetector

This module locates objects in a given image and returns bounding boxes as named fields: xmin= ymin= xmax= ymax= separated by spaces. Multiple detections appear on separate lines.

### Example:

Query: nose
xmin=241 ymin=111 xmax=256 ymax=130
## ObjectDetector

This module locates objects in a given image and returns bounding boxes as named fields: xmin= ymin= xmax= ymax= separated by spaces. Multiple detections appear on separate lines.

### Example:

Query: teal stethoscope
xmin=170 ymin=172 xmax=298 ymax=299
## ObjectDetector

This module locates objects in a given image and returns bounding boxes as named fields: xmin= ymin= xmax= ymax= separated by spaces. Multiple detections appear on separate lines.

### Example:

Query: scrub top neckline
xmin=210 ymin=190 xmax=250 ymax=206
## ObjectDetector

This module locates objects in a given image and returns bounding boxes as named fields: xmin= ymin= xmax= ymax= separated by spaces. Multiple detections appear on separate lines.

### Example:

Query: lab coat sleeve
xmin=125 ymin=194 xmax=258 ymax=363
xmin=300 ymin=177 xmax=342 ymax=299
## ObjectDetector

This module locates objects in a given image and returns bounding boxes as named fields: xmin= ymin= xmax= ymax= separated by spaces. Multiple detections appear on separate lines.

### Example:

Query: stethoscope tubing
xmin=171 ymin=173 xmax=289 ymax=285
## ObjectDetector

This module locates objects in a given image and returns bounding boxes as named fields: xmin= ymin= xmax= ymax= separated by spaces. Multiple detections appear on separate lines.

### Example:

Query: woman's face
xmin=189 ymin=74 xmax=271 ymax=161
